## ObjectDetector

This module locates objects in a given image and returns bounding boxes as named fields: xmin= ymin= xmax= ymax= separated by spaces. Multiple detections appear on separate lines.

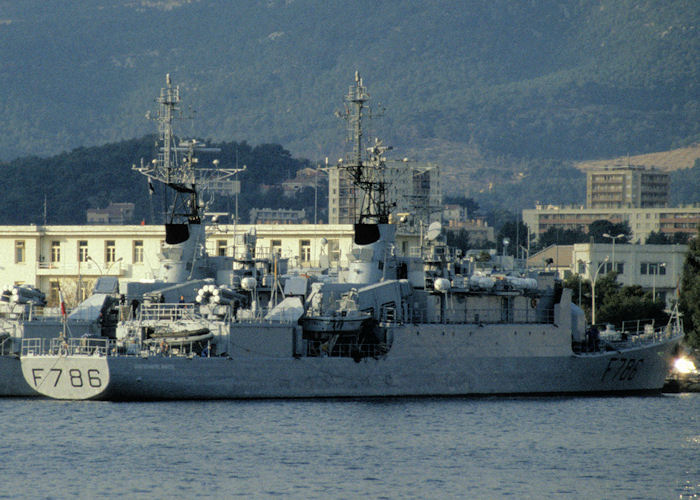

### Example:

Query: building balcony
xmin=36 ymin=260 xmax=125 ymax=277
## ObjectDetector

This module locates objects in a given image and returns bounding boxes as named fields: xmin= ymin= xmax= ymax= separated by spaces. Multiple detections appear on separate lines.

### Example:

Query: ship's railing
xmin=411 ymin=307 xmax=555 ymax=325
xmin=137 ymin=303 xmax=199 ymax=322
xmin=21 ymin=337 xmax=114 ymax=357
xmin=575 ymin=317 xmax=683 ymax=354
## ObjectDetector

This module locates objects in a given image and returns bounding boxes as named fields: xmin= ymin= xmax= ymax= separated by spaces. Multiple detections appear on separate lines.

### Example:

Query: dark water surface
xmin=2 ymin=394 xmax=698 ymax=499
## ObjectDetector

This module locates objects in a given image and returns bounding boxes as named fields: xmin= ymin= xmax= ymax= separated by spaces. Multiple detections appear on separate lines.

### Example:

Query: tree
xmin=645 ymin=231 xmax=691 ymax=245
xmin=496 ymin=220 xmax=529 ymax=256
xmin=536 ymin=227 xmax=588 ymax=249
xmin=645 ymin=231 xmax=671 ymax=244
xmin=588 ymin=220 xmax=631 ymax=243
xmin=563 ymin=271 xmax=668 ymax=327
xmin=445 ymin=229 xmax=471 ymax=254
xmin=679 ymin=230 xmax=700 ymax=347
xmin=596 ymin=283 xmax=668 ymax=329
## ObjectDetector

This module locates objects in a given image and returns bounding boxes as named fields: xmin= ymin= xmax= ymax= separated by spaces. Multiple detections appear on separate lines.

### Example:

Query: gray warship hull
xmin=0 ymin=357 xmax=36 ymax=397
xmin=21 ymin=322 xmax=682 ymax=401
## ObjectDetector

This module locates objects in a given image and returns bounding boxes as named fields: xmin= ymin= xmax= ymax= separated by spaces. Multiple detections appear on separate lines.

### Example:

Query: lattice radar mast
xmin=337 ymin=72 xmax=393 ymax=224
xmin=133 ymin=74 xmax=243 ymax=225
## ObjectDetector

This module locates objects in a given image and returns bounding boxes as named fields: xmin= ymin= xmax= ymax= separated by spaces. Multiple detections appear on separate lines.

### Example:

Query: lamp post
xmin=602 ymin=232 xmax=624 ymax=273
xmin=652 ymin=262 xmax=666 ymax=302
xmin=591 ymin=255 xmax=610 ymax=326
xmin=86 ymin=256 xmax=103 ymax=275
xmin=87 ymin=256 xmax=123 ymax=275
xmin=576 ymin=259 xmax=585 ymax=307
xmin=106 ymin=257 xmax=123 ymax=275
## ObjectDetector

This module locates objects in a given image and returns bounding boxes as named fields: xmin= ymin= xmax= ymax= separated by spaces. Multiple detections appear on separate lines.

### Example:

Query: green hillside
xmin=1 ymin=137 xmax=698 ymax=226
xmin=0 ymin=137 xmax=316 ymax=225
xmin=0 ymin=0 xmax=697 ymax=167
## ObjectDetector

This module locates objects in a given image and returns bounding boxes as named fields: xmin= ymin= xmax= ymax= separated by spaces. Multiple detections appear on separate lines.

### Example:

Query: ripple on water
xmin=1 ymin=394 xmax=698 ymax=499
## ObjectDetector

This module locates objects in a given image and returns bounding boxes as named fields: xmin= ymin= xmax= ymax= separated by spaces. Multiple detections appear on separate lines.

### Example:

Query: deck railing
xmin=21 ymin=337 xmax=113 ymax=357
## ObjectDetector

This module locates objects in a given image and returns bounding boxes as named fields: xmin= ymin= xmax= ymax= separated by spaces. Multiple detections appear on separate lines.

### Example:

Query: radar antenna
xmin=133 ymin=74 xmax=243 ymax=224
xmin=336 ymin=72 xmax=393 ymax=224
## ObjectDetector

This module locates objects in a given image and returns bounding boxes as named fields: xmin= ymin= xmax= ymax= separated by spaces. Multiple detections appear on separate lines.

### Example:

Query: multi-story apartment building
xmin=586 ymin=165 xmax=669 ymax=209
xmin=522 ymin=205 xmax=700 ymax=243
xmin=327 ymin=161 xmax=442 ymax=226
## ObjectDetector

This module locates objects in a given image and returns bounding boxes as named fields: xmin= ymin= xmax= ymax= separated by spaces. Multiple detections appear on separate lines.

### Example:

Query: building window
xmin=649 ymin=263 xmax=666 ymax=275
xmin=217 ymin=240 xmax=227 ymax=257
xmin=15 ymin=240 xmax=25 ymax=263
xmin=327 ymin=239 xmax=340 ymax=264
xmin=50 ymin=241 xmax=61 ymax=263
xmin=300 ymin=239 xmax=311 ymax=263
xmin=78 ymin=241 xmax=88 ymax=263
xmin=578 ymin=261 xmax=586 ymax=275
xmin=105 ymin=240 xmax=116 ymax=263
xmin=615 ymin=262 xmax=624 ymax=275
xmin=77 ymin=281 xmax=91 ymax=302
xmin=271 ymin=239 xmax=282 ymax=256
xmin=133 ymin=240 xmax=144 ymax=263
xmin=49 ymin=280 xmax=60 ymax=306
xmin=642 ymin=262 xmax=666 ymax=275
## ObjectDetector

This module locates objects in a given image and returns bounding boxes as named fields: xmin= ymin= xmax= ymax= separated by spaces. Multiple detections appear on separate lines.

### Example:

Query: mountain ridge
xmin=0 ymin=0 xmax=697 ymax=166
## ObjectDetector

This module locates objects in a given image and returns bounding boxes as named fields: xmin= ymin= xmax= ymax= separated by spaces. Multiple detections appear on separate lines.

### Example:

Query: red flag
xmin=59 ymin=285 xmax=66 ymax=316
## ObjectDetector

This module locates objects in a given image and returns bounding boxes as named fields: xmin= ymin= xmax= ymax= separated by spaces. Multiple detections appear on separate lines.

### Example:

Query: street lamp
xmin=652 ymin=262 xmax=666 ymax=302
xmin=591 ymin=255 xmax=610 ymax=326
xmin=87 ymin=256 xmax=123 ymax=275
xmin=602 ymin=233 xmax=625 ymax=273
xmin=86 ymin=256 xmax=103 ymax=275
xmin=502 ymin=238 xmax=510 ymax=271
xmin=106 ymin=257 xmax=123 ymax=274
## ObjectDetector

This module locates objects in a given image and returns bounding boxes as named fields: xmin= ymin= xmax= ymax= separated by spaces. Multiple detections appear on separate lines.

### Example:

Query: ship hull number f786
xmin=30 ymin=367 xmax=103 ymax=388
xmin=601 ymin=357 xmax=644 ymax=382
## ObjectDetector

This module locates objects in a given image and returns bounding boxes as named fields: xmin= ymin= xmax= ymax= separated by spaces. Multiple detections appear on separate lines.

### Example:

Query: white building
xmin=528 ymin=242 xmax=687 ymax=309
xmin=570 ymin=243 xmax=685 ymax=306
xmin=0 ymin=223 xmax=422 ymax=307
xmin=523 ymin=204 xmax=700 ymax=243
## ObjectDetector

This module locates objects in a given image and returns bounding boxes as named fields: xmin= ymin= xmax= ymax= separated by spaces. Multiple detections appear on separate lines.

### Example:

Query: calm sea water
xmin=1 ymin=394 xmax=699 ymax=499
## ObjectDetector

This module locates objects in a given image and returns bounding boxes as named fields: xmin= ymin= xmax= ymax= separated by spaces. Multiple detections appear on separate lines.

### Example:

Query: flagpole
xmin=58 ymin=283 xmax=68 ymax=343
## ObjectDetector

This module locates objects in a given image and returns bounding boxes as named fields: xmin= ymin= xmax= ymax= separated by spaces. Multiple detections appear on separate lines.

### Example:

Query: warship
xmin=0 ymin=283 xmax=119 ymax=397
xmin=20 ymin=74 xmax=683 ymax=400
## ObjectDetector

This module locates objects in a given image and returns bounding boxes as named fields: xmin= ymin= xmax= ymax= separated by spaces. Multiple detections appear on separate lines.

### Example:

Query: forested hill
xmin=1 ymin=138 xmax=699 ymax=226
xmin=0 ymin=137 xmax=313 ymax=225
xmin=0 ymin=0 xmax=698 ymax=166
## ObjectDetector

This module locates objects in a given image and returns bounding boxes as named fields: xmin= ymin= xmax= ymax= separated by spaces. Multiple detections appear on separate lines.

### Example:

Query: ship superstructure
xmin=18 ymin=74 xmax=683 ymax=401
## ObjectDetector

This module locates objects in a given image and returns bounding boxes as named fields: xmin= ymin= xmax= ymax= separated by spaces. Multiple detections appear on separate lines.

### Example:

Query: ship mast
xmin=338 ymin=72 xmax=392 ymax=224
xmin=133 ymin=74 xmax=240 ymax=224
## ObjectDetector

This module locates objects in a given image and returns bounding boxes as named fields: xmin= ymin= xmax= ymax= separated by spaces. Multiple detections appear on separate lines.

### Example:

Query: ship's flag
xmin=148 ymin=178 xmax=155 ymax=194
xmin=58 ymin=284 xmax=66 ymax=317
